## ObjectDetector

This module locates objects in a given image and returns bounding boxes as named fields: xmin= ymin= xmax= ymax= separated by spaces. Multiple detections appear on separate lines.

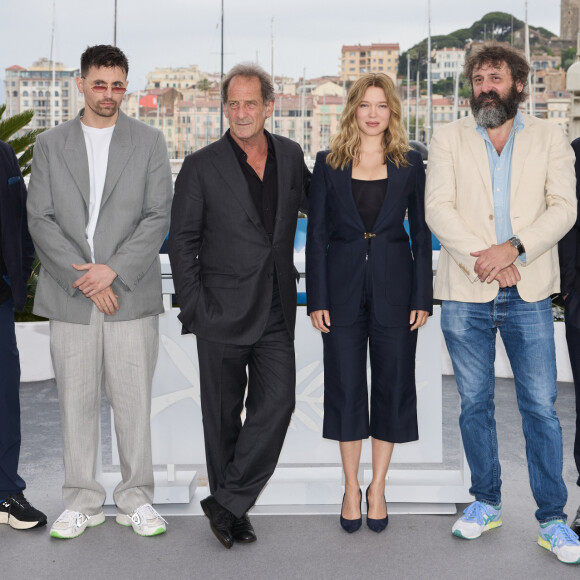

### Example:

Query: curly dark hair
xmin=80 ymin=45 xmax=129 ymax=77
xmin=464 ymin=42 xmax=529 ymax=101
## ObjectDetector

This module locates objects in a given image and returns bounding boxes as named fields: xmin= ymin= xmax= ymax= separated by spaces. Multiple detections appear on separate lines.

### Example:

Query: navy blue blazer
xmin=559 ymin=138 xmax=580 ymax=301
xmin=306 ymin=149 xmax=432 ymax=328
xmin=0 ymin=141 xmax=34 ymax=311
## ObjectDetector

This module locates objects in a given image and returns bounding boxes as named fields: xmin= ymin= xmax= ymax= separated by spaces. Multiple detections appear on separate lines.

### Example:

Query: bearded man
xmin=425 ymin=42 xmax=580 ymax=564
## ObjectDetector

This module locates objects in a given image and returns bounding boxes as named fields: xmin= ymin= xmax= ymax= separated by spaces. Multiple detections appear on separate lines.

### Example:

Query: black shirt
xmin=352 ymin=177 xmax=388 ymax=232
xmin=226 ymin=129 xmax=278 ymax=237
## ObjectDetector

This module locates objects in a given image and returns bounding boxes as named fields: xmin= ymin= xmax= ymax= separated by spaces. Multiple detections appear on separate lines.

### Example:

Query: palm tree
xmin=0 ymin=105 xmax=43 ymax=176
xmin=197 ymin=78 xmax=211 ymax=97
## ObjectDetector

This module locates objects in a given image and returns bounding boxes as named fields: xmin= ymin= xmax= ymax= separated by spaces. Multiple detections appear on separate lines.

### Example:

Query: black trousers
xmin=564 ymin=289 xmax=580 ymax=486
xmin=196 ymin=289 xmax=296 ymax=518
xmin=0 ymin=298 xmax=26 ymax=497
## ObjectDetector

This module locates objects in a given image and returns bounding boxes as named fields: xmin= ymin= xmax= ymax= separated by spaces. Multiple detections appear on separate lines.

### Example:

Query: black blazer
xmin=168 ymin=133 xmax=309 ymax=345
xmin=0 ymin=141 xmax=34 ymax=311
xmin=559 ymin=137 xmax=580 ymax=299
xmin=306 ymin=149 xmax=432 ymax=327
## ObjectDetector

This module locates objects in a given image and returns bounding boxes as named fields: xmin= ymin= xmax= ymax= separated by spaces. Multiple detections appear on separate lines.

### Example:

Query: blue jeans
xmin=441 ymin=287 xmax=567 ymax=523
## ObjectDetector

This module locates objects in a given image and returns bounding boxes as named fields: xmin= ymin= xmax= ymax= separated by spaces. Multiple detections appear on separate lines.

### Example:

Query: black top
xmin=352 ymin=177 xmax=388 ymax=232
xmin=226 ymin=129 xmax=278 ymax=237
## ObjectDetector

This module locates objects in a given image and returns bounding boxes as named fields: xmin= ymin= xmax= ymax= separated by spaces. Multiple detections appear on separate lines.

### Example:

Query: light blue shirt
xmin=475 ymin=110 xmax=525 ymax=260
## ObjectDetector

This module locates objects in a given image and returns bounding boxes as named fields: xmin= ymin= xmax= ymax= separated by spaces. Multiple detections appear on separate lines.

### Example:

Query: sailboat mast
xmin=50 ymin=1 xmax=56 ymax=129
xmin=525 ymin=1 xmax=534 ymax=116
xmin=426 ymin=0 xmax=432 ymax=144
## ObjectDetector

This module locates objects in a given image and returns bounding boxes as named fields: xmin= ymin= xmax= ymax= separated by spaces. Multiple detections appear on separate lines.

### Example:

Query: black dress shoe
xmin=200 ymin=495 xmax=236 ymax=549
xmin=340 ymin=488 xmax=362 ymax=533
xmin=571 ymin=505 xmax=580 ymax=534
xmin=231 ymin=513 xmax=257 ymax=543
xmin=366 ymin=485 xmax=388 ymax=533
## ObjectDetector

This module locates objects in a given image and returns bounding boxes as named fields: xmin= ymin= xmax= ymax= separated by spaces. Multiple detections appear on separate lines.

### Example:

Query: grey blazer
xmin=27 ymin=110 xmax=172 ymax=324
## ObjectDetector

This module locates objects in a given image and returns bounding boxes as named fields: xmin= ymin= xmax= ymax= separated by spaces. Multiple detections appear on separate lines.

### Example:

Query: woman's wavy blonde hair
xmin=326 ymin=73 xmax=410 ymax=170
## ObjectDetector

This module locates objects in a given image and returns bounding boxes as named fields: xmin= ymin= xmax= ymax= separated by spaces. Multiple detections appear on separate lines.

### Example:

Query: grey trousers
xmin=50 ymin=306 xmax=158 ymax=515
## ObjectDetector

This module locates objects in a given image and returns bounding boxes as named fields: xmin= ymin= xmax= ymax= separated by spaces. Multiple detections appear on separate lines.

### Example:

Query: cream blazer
xmin=425 ymin=113 xmax=576 ymax=303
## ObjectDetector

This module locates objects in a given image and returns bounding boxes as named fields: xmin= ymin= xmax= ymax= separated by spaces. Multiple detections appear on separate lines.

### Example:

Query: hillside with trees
xmin=398 ymin=11 xmax=557 ymax=80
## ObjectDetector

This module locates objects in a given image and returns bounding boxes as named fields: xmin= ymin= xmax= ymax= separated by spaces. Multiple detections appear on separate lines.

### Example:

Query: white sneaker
xmin=538 ymin=520 xmax=580 ymax=564
xmin=50 ymin=509 xmax=105 ymax=539
xmin=452 ymin=501 xmax=502 ymax=539
xmin=116 ymin=503 xmax=167 ymax=536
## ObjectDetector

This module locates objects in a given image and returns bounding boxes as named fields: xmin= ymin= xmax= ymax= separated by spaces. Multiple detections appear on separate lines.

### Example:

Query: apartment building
xmin=340 ymin=43 xmax=399 ymax=82
xmin=145 ymin=65 xmax=204 ymax=91
xmin=431 ymin=47 xmax=465 ymax=81
xmin=3 ymin=58 xmax=83 ymax=129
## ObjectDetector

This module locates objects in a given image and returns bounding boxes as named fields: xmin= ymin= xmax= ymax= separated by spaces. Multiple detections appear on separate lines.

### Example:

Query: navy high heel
xmin=366 ymin=485 xmax=388 ymax=533
xmin=340 ymin=488 xmax=362 ymax=533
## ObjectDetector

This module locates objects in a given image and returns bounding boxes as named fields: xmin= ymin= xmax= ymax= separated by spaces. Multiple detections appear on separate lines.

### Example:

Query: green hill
xmin=399 ymin=11 xmax=557 ymax=78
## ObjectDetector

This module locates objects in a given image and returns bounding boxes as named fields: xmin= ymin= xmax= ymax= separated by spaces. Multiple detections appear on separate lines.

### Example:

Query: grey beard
xmin=473 ymin=105 xmax=509 ymax=129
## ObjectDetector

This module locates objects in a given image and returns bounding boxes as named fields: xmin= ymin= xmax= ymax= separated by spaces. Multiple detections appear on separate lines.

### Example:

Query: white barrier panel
xmin=106 ymin=301 xmax=471 ymax=511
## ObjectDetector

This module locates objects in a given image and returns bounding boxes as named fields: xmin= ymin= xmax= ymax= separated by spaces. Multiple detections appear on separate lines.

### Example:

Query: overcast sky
xmin=0 ymin=0 xmax=562 ymax=96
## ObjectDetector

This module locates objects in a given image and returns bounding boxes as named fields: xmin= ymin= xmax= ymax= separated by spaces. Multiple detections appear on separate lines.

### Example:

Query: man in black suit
xmin=168 ymin=63 xmax=309 ymax=548
xmin=0 ymin=140 xmax=47 ymax=530
xmin=559 ymin=137 xmax=580 ymax=534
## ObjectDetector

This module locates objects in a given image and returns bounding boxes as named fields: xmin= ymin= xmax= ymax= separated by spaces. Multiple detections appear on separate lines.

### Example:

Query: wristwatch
xmin=509 ymin=236 xmax=525 ymax=256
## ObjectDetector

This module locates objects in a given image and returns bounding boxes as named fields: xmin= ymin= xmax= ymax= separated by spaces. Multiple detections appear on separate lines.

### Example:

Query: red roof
xmin=5 ymin=65 xmax=26 ymax=71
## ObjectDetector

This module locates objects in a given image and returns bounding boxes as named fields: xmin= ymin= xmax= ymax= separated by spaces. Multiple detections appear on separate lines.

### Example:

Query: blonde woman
xmin=306 ymin=73 xmax=432 ymax=533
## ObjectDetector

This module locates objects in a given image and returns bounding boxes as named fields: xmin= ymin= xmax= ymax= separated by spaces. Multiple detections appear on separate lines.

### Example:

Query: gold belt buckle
xmin=364 ymin=232 xmax=376 ymax=239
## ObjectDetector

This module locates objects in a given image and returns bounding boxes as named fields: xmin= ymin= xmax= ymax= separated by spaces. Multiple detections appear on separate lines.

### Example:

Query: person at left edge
xmin=27 ymin=45 xmax=172 ymax=539
xmin=0 ymin=140 xmax=47 ymax=531
xmin=168 ymin=63 xmax=309 ymax=549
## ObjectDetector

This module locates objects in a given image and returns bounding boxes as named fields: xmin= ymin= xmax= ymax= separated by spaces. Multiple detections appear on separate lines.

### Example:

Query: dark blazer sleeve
xmin=305 ymin=151 xmax=330 ymax=314
xmin=168 ymin=155 xmax=204 ymax=332
xmin=0 ymin=141 xmax=34 ymax=311
xmin=300 ymin=158 xmax=311 ymax=214
xmin=558 ymin=138 xmax=580 ymax=296
xmin=407 ymin=151 xmax=433 ymax=314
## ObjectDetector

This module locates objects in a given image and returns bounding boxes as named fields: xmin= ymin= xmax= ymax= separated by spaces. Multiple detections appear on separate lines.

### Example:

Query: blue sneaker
xmin=452 ymin=501 xmax=502 ymax=539
xmin=538 ymin=520 xmax=580 ymax=564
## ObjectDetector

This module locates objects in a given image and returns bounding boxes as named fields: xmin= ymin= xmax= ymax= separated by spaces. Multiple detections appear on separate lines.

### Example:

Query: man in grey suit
xmin=169 ymin=63 xmax=309 ymax=549
xmin=27 ymin=45 xmax=172 ymax=539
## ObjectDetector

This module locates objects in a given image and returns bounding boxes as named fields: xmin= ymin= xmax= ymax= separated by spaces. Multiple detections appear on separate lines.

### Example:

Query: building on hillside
xmin=403 ymin=96 xmax=471 ymax=142
xmin=533 ymin=90 xmax=570 ymax=132
xmin=311 ymin=95 xmax=344 ymax=153
xmin=273 ymin=94 xmax=314 ymax=156
xmin=340 ymin=43 xmax=399 ymax=82
xmin=145 ymin=65 xmax=205 ymax=91
xmin=3 ymin=58 xmax=83 ymax=129
xmin=431 ymin=47 xmax=466 ymax=81
xmin=530 ymin=54 xmax=560 ymax=71
xmin=534 ymin=67 xmax=566 ymax=93
xmin=124 ymin=87 xmax=183 ymax=157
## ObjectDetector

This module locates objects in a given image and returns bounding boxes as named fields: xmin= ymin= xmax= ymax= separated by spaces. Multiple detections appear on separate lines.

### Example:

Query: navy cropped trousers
xmin=321 ymin=265 xmax=419 ymax=443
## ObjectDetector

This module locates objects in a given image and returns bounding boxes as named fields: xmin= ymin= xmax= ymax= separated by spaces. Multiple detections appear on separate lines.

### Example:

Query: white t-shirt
xmin=81 ymin=122 xmax=115 ymax=262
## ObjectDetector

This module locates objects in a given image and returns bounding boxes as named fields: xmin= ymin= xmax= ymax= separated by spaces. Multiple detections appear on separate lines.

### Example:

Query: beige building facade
xmin=3 ymin=58 xmax=83 ymax=130
xmin=340 ymin=43 xmax=399 ymax=82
